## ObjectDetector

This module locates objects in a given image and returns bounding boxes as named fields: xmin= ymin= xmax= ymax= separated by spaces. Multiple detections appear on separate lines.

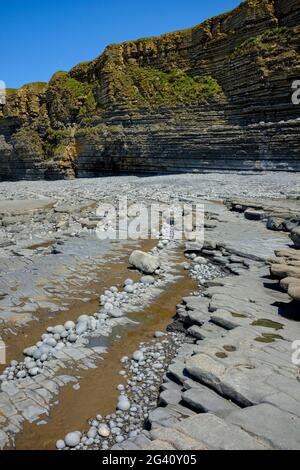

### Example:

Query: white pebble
xmin=64 ymin=431 xmax=82 ymax=448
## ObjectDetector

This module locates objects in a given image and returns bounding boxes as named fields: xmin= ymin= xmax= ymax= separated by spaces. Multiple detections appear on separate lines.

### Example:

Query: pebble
xmin=56 ymin=440 xmax=66 ymax=450
xmin=124 ymin=285 xmax=135 ymax=294
xmin=64 ymin=431 xmax=82 ymax=448
xmin=133 ymin=351 xmax=144 ymax=362
xmin=29 ymin=367 xmax=39 ymax=376
xmin=140 ymin=276 xmax=155 ymax=285
xmin=98 ymin=424 xmax=110 ymax=438
xmin=154 ymin=331 xmax=166 ymax=338
xmin=117 ymin=396 xmax=131 ymax=411
xmin=64 ymin=321 xmax=75 ymax=330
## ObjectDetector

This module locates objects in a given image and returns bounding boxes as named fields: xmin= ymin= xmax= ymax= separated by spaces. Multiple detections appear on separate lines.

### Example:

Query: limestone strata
xmin=115 ymin=246 xmax=300 ymax=450
xmin=1 ymin=0 xmax=300 ymax=180
xmin=269 ymin=245 xmax=300 ymax=302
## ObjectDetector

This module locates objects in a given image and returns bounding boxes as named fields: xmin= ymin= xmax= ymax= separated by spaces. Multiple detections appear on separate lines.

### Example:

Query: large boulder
xmin=280 ymin=277 xmax=299 ymax=291
xmin=288 ymin=284 xmax=300 ymax=302
xmin=275 ymin=249 xmax=300 ymax=260
xmin=290 ymin=228 xmax=300 ymax=248
xmin=244 ymin=209 xmax=265 ymax=221
xmin=266 ymin=217 xmax=285 ymax=231
xmin=270 ymin=264 xmax=300 ymax=280
xmin=129 ymin=250 xmax=160 ymax=274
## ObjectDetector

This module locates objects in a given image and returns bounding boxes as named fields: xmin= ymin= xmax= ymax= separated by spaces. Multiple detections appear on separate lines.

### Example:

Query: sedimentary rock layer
xmin=0 ymin=0 xmax=300 ymax=180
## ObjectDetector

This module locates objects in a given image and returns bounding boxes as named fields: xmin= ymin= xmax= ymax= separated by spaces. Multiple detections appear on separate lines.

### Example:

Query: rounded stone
xmin=124 ymin=278 xmax=134 ymax=286
xmin=64 ymin=431 xmax=82 ymax=448
xmin=40 ymin=353 xmax=48 ymax=362
xmin=24 ymin=346 xmax=37 ymax=357
xmin=68 ymin=334 xmax=78 ymax=343
xmin=33 ymin=350 xmax=42 ymax=360
xmin=56 ymin=439 xmax=66 ymax=450
xmin=46 ymin=338 xmax=57 ymax=348
xmin=133 ymin=350 xmax=144 ymax=362
xmin=77 ymin=315 xmax=89 ymax=323
xmin=87 ymin=427 xmax=97 ymax=439
xmin=29 ymin=367 xmax=40 ymax=376
xmin=17 ymin=370 xmax=26 ymax=379
xmin=103 ymin=302 xmax=114 ymax=312
xmin=117 ymin=396 xmax=131 ymax=411
xmin=98 ymin=424 xmax=110 ymax=438
xmin=141 ymin=276 xmax=155 ymax=285
xmin=124 ymin=285 xmax=135 ymax=294
xmin=154 ymin=331 xmax=166 ymax=338
xmin=53 ymin=325 xmax=65 ymax=335
xmin=76 ymin=322 xmax=88 ymax=335
xmin=64 ymin=321 xmax=75 ymax=331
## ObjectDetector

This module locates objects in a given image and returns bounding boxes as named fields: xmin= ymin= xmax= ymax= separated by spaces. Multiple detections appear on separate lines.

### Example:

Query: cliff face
xmin=0 ymin=0 xmax=300 ymax=180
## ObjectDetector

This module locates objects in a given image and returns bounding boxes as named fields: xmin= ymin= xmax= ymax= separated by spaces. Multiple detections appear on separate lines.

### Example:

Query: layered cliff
xmin=0 ymin=0 xmax=300 ymax=180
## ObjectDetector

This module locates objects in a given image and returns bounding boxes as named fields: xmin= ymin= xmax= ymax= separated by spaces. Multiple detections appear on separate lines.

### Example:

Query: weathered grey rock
xmin=262 ymin=392 xmax=300 ymax=418
xmin=150 ymin=427 xmax=208 ymax=450
xmin=167 ymin=361 xmax=186 ymax=385
xmin=159 ymin=388 xmax=182 ymax=407
xmin=182 ymin=386 xmax=238 ymax=415
xmin=147 ymin=408 xmax=180 ymax=430
xmin=140 ymin=275 xmax=155 ymax=285
xmin=0 ymin=430 xmax=9 ymax=449
xmin=271 ymin=264 xmax=300 ymax=280
xmin=144 ymin=440 xmax=176 ymax=450
xmin=244 ymin=209 xmax=265 ymax=221
xmin=290 ymin=228 xmax=300 ymax=248
xmin=288 ymin=283 xmax=300 ymax=302
xmin=174 ymin=413 xmax=269 ymax=450
xmin=226 ymin=404 xmax=300 ymax=450
xmin=266 ymin=217 xmax=285 ymax=231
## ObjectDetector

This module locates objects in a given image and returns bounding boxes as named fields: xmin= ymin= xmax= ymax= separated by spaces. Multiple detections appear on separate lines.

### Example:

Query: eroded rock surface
xmin=1 ymin=0 xmax=300 ymax=179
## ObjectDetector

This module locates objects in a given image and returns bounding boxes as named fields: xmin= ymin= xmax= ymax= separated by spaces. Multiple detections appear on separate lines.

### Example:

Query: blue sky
xmin=1 ymin=1 xmax=241 ymax=88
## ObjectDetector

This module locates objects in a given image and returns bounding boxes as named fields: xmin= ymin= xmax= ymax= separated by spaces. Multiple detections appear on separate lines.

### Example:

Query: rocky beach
xmin=0 ymin=0 xmax=300 ymax=454
xmin=0 ymin=172 xmax=299 ymax=450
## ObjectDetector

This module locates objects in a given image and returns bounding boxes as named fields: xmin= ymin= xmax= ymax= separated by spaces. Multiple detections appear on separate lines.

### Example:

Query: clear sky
xmin=1 ymin=0 xmax=241 ymax=89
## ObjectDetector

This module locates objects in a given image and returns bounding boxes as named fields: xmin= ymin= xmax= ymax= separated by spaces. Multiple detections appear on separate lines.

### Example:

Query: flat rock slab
xmin=182 ymin=386 xmax=238 ymax=415
xmin=0 ymin=199 xmax=55 ymax=214
xmin=54 ymin=201 xmax=96 ymax=213
xmin=225 ymin=404 xmax=300 ymax=450
xmin=150 ymin=427 xmax=208 ymax=450
xmin=174 ymin=413 xmax=270 ymax=450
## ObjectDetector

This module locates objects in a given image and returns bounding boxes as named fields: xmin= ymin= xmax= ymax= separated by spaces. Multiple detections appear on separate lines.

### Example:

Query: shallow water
xmin=10 ymin=245 xmax=196 ymax=450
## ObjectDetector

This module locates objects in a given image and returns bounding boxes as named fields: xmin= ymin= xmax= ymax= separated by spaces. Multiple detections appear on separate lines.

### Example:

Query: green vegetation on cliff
xmin=21 ymin=82 xmax=48 ymax=92
xmin=111 ymin=67 xmax=224 ymax=108
xmin=47 ymin=72 xmax=97 ymax=123
xmin=232 ymin=26 xmax=296 ymax=57
xmin=11 ymin=127 xmax=44 ymax=160
xmin=1 ymin=0 xmax=300 ymax=179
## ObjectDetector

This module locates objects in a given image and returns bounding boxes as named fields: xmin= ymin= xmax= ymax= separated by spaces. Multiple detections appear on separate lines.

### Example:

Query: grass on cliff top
xmin=5 ymin=82 xmax=47 ymax=96
xmin=6 ymin=88 xmax=18 ymax=96
xmin=232 ymin=26 xmax=294 ymax=57
xmin=21 ymin=82 xmax=48 ymax=92
xmin=111 ymin=66 xmax=224 ymax=108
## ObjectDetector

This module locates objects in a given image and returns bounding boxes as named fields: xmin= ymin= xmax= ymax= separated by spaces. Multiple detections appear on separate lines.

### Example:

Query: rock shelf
xmin=0 ymin=172 xmax=299 ymax=450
